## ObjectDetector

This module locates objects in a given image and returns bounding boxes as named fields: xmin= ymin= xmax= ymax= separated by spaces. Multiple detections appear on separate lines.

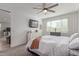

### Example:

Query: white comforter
xmin=26 ymin=35 xmax=70 ymax=56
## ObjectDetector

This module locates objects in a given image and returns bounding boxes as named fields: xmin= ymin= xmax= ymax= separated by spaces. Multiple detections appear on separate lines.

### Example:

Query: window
xmin=47 ymin=19 xmax=68 ymax=33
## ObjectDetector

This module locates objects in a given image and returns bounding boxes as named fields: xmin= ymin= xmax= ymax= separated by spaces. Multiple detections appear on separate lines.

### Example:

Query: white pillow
xmin=69 ymin=37 xmax=79 ymax=50
xmin=70 ymin=33 xmax=79 ymax=42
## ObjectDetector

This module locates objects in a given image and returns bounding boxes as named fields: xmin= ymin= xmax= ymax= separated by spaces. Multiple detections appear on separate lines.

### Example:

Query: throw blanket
xmin=30 ymin=36 xmax=41 ymax=49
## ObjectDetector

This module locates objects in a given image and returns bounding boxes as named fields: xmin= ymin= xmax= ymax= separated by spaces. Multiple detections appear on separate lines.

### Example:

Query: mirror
xmin=0 ymin=10 xmax=11 ymax=51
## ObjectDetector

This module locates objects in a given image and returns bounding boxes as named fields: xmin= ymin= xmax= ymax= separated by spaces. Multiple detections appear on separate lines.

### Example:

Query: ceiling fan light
xmin=43 ymin=10 xmax=47 ymax=13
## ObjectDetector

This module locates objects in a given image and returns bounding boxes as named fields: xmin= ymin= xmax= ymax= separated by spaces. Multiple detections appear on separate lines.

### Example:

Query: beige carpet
xmin=0 ymin=44 xmax=27 ymax=56
xmin=0 ymin=38 xmax=10 ymax=51
xmin=0 ymin=37 xmax=29 ymax=56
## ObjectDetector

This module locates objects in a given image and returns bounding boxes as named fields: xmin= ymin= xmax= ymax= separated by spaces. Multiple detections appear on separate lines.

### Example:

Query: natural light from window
xmin=47 ymin=19 xmax=68 ymax=33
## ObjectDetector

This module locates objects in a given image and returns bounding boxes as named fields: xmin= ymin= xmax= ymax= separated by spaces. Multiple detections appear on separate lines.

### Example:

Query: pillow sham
xmin=69 ymin=37 xmax=79 ymax=50
xmin=70 ymin=33 xmax=79 ymax=42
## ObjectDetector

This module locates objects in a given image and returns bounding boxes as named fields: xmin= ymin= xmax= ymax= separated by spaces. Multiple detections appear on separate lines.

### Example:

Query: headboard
xmin=30 ymin=29 xmax=41 ymax=40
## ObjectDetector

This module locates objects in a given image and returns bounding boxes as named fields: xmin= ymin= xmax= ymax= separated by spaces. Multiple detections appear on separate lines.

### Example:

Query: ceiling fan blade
xmin=48 ymin=10 xmax=55 ymax=13
xmin=47 ymin=3 xmax=59 ymax=9
xmin=0 ymin=9 xmax=11 ymax=13
xmin=47 ymin=3 xmax=52 ymax=6
xmin=33 ymin=7 xmax=42 ymax=10
xmin=36 ymin=10 xmax=43 ymax=14
xmin=42 ymin=3 xmax=46 ymax=8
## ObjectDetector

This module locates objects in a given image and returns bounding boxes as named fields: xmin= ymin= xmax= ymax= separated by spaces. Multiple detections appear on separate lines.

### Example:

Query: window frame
xmin=46 ymin=18 xmax=68 ymax=33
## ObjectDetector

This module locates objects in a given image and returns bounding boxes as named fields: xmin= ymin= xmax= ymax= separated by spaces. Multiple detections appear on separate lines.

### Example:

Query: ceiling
xmin=0 ymin=3 xmax=79 ymax=20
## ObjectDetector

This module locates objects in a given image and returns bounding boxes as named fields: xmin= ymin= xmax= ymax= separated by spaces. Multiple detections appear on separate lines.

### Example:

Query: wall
xmin=77 ymin=11 xmax=79 ymax=34
xmin=11 ymin=9 xmax=42 ymax=47
xmin=11 ymin=10 xmax=29 ymax=47
xmin=1 ymin=22 xmax=10 ymax=30
xmin=29 ymin=19 xmax=42 ymax=40
xmin=0 ymin=10 xmax=11 ymax=38
xmin=42 ymin=11 xmax=78 ymax=36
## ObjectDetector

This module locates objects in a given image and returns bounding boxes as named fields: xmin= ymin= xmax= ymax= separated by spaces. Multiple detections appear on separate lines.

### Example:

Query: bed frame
xmin=27 ymin=48 xmax=40 ymax=56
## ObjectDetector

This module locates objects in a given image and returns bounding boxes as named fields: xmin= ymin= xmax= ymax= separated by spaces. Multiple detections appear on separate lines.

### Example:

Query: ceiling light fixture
xmin=43 ymin=9 xmax=47 ymax=13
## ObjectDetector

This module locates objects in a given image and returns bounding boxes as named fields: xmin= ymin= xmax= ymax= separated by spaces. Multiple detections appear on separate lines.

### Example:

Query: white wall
xmin=29 ymin=19 xmax=42 ymax=40
xmin=11 ymin=10 xmax=29 ymax=47
xmin=42 ymin=11 xmax=78 ymax=36
xmin=1 ymin=22 xmax=10 ymax=30
xmin=0 ymin=10 xmax=10 ymax=31
xmin=0 ymin=10 xmax=11 ymax=38
xmin=77 ymin=11 xmax=79 ymax=34
xmin=11 ymin=9 xmax=42 ymax=47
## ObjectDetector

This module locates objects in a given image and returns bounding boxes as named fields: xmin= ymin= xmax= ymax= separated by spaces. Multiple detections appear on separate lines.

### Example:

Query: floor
xmin=0 ymin=37 xmax=10 ymax=52
xmin=0 ymin=44 xmax=27 ymax=56
xmin=0 ymin=37 xmax=35 ymax=56
xmin=0 ymin=37 xmax=30 ymax=56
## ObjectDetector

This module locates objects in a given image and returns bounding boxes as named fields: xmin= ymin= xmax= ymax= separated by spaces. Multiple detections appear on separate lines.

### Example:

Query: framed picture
xmin=29 ymin=19 xmax=38 ymax=28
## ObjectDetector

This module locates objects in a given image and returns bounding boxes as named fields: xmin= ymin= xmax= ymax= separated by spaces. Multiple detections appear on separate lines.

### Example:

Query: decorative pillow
xmin=30 ymin=36 xmax=41 ymax=49
xmin=70 ymin=33 xmax=79 ymax=42
xmin=69 ymin=37 xmax=79 ymax=50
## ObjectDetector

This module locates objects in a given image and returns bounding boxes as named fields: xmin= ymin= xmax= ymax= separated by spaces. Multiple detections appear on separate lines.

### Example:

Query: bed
xmin=26 ymin=35 xmax=71 ymax=56
xmin=26 ymin=32 xmax=79 ymax=56
xmin=69 ymin=50 xmax=79 ymax=56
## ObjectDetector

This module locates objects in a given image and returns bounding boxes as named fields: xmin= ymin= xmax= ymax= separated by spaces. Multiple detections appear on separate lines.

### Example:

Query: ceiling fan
xmin=33 ymin=3 xmax=59 ymax=15
xmin=0 ymin=9 xmax=11 ymax=13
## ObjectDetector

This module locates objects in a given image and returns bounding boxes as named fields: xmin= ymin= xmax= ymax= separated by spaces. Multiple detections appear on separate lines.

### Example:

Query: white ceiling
xmin=0 ymin=3 xmax=79 ymax=19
